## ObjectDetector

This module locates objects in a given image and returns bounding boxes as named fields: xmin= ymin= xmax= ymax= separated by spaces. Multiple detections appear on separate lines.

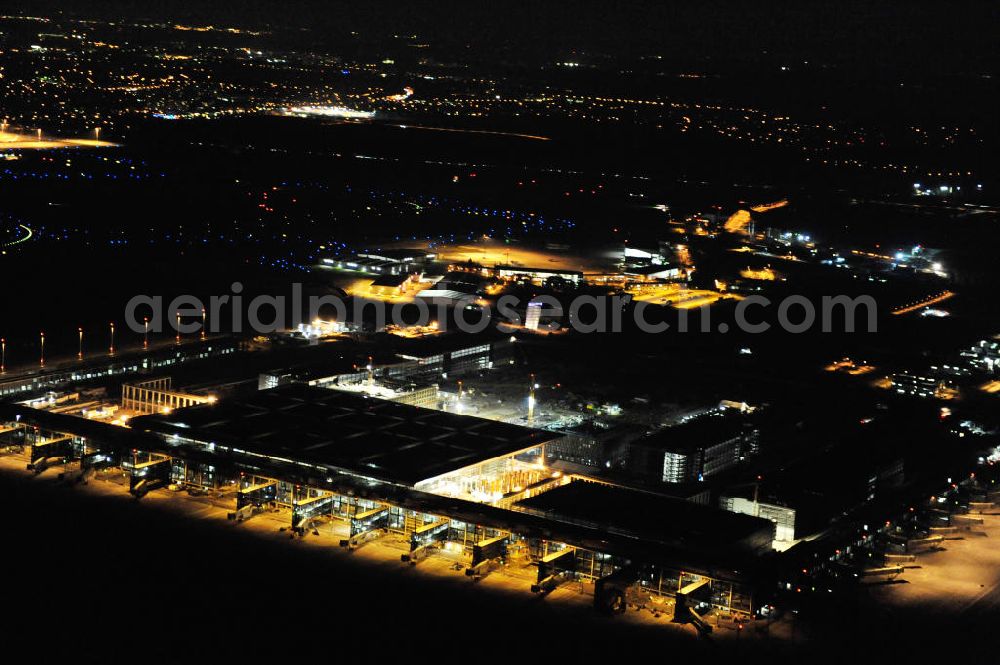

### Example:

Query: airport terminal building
xmin=1 ymin=383 xmax=775 ymax=622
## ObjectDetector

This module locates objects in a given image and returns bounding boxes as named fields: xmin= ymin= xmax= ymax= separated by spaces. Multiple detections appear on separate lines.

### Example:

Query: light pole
xmin=109 ymin=322 xmax=115 ymax=355
xmin=78 ymin=326 xmax=83 ymax=360
xmin=201 ymin=308 xmax=206 ymax=340
xmin=143 ymin=317 xmax=149 ymax=349
xmin=528 ymin=373 xmax=536 ymax=424
xmin=175 ymin=313 xmax=181 ymax=344
xmin=1 ymin=337 xmax=5 ymax=373
xmin=39 ymin=331 xmax=45 ymax=367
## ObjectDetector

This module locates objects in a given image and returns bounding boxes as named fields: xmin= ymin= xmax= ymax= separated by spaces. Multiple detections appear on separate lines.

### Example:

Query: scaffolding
xmin=121 ymin=377 xmax=213 ymax=415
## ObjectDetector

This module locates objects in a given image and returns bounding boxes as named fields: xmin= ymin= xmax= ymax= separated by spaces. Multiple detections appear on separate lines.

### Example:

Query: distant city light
xmin=282 ymin=105 xmax=375 ymax=119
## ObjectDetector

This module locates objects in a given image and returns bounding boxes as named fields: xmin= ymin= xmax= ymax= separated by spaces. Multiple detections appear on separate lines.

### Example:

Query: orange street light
xmin=40 ymin=331 xmax=45 ymax=367
xmin=78 ymin=326 xmax=84 ymax=359
xmin=109 ymin=322 xmax=115 ymax=355
xmin=143 ymin=317 xmax=149 ymax=349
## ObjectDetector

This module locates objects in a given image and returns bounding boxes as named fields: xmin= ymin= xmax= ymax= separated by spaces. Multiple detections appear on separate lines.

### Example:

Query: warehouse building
xmin=493 ymin=264 xmax=583 ymax=286
xmin=369 ymin=273 xmax=412 ymax=295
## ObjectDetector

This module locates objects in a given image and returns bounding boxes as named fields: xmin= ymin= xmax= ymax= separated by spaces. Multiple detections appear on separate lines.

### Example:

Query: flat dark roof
xmin=442 ymin=270 xmax=486 ymax=284
xmin=132 ymin=383 xmax=555 ymax=486
xmin=516 ymin=480 xmax=773 ymax=556
xmin=635 ymin=411 xmax=747 ymax=453
xmin=370 ymin=273 xmax=409 ymax=287
xmin=0 ymin=403 xmax=761 ymax=576
xmin=495 ymin=264 xmax=583 ymax=277
xmin=561 ymin=419 xmax=647 ymax=439
xmin=358 ymin=248 xmax=427 ymax=261
xmin=624 ymin=264 xmax=677 ymax=275
xmin=387 ymin=330 xmax=505 ymax=359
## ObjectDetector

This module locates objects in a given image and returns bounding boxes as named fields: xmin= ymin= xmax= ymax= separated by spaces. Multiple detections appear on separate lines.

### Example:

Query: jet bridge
xmin=341 ymin=503 xmax=390 ymax=549
xmin=229 ymin=478 xmax=278 ymax=522
xmin=467 ymin=535 xmax=508 ymax=578
xmin=906 ymin=534 xmax=945 ymax=552
xmin=0 ymin=423 xmax=26 ymax=452
xmin=128 ymin=451 xmax=172 ymax=498
xmin=860 ymin=566 xmax=905 ymax=580
xmin=57 ymin=444 xmax=119 ymax=485
xmin=594 ymin=565 xmax=639 ymax=614
xmin=402 ymin=519 xmax=450 ymax=564
xmin=674 ymin=577 xmax=713 ymax=634
xmin=291 ymin=490 xmax=335 ymax=535
xmin=27 ymin=433 xmax=75 ymax=474
xmin=532 ymin=546 xmax=576 ymax=593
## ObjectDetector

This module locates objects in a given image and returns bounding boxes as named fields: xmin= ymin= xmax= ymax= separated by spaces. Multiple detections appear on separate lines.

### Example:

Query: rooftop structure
xmin=357 ymin=249 xmax=436 ymax=264
xmin=133 ymin=383 xmax=555 ymax=487
xmin=369 ymin=273 xmax=411 ymax=295
xmin=493 ymin=264 xmax=583 ymax=285
xmin=627 ymin=409 xmax=759 ymax=483
xmin=436 ymin=270 xmax=487 ymax=294
xmin=739 ymin=420 xmax=908 ymax=539
xmin=327 ymin=377 xmax=439 ymax=409
xmin=515 ymin=480 xmax=775 ymax=557
xmin=546 ymin=419 xmax=646 ymax=470
xmin=644 ymin=410 xmax=752 ymax=454
xmin=262 ymin=332 xmax=512 ymax=392
xmin=623 ymin=264 xmax=682 ymax=280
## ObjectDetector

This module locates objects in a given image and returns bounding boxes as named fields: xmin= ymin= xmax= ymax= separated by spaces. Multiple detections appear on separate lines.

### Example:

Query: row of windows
xmin=0 ymin=347 xmax=236 ymax=397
